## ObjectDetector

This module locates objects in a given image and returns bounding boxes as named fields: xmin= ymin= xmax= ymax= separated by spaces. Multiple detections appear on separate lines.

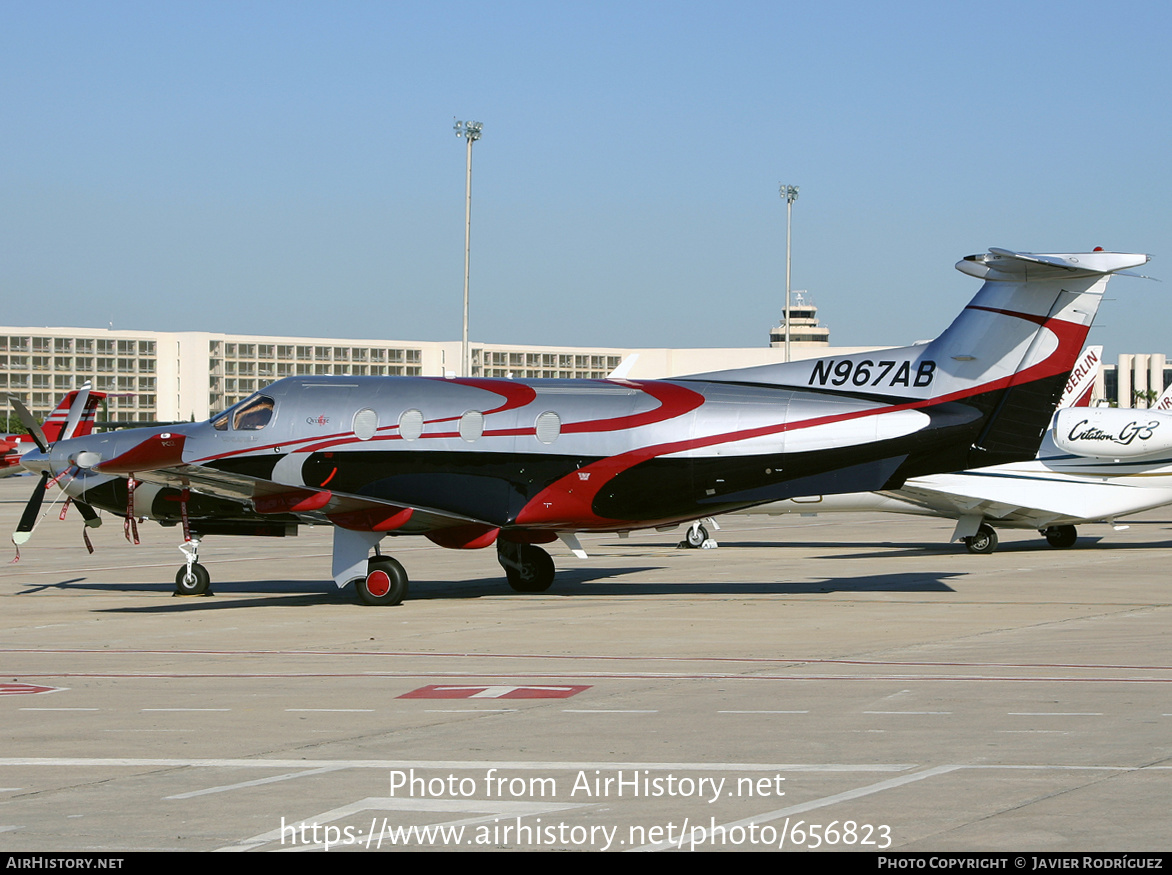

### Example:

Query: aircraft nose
xmin=18 ymin=440 xmax=89 ymax=479
xmin=18 ymin=445 xmax=51 ymax=476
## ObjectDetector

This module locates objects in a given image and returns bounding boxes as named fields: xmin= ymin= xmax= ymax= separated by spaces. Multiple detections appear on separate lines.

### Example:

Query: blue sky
xmin=2 ymin=1 xmax=1169 ymax=360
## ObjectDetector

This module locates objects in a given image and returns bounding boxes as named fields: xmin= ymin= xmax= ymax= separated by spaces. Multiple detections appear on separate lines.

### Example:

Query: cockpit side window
xmin=212 ymin=412 xmax=230 ymax=431
xmin=233 ymin=395 xmax=275 ymax=431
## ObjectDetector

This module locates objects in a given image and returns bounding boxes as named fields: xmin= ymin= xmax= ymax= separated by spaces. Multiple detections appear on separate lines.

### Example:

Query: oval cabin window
xmin=399 ymin=408 xmax=424 ymax=441
xmin=459 ymin=410 xmax=485 ymax=442
xmin=535 ymin=411 xmax=561 ymax=444
xmin=352 ymin=408 xmax=378 ymax=441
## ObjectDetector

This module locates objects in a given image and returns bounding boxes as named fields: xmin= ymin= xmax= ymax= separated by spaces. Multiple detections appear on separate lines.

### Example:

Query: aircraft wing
xmin=881 ymin=476 xmax=1058 ymax=528
xmin=885 ymin=461 xmax=1172 ymax=528
xmin=104 ymin=459 xmax=500 ymax=537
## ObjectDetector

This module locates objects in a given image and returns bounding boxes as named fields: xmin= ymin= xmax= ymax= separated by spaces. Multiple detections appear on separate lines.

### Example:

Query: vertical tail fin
xmin=941 ymin=249 xmax=1147 ymax=464
xmin=679 ymin=247 xmax=1149 ymax=468
xmin=1153 ymin=381 xmax=1172 ymax=412
xmin=1056 ymin=346 xmax=1102 ymax=408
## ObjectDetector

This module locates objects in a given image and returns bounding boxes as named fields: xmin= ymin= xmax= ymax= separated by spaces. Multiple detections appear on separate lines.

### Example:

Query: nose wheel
xmin=174 ymin=539 xmax=211 ymax=596
xmin=174 ymin=562 xmax=210 ymax=596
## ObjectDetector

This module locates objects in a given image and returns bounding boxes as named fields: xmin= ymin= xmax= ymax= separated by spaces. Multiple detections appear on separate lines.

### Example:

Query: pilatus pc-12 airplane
xmin=9 ymin=248 xmax=1150 ymax=605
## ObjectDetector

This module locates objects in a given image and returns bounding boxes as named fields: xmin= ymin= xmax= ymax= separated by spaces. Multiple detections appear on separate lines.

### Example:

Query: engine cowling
xmin=1052 ymin=408 xmax=1172 ymax=460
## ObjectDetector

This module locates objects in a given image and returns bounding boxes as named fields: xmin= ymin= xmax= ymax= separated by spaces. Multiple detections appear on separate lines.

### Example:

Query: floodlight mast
xmin=780 ymin=184 xmax=799 ymax=363
xmin=454 ymin=120 xmax=483 ymax=378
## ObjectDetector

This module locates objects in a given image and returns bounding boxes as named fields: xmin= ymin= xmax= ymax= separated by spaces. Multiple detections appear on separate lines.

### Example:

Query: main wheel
xmin=504 ymin=544 xmax=555 ymax=593
xmin=1044 ymin=525 xmax=1078 ymax=549
xmin=356 ymin=557 xmax=409 ymax=606
xmin=174 ymin=562 xmax=211 ymax=596
xmin=964 ymin=524 xmax=998 ymax=555
xmin=685 ymin=524 xmax=709 ymax=548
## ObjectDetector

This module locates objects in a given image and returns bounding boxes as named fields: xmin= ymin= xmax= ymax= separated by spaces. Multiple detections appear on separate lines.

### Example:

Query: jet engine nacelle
xmin=1052 ymin=407 xmax=1172 ymax=460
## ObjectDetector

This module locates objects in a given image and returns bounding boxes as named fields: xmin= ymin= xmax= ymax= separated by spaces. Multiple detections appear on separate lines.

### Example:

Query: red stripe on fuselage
xmin=516 ymin=310 xmax=1090 ymax=528
xmin=200 ymin=379 xmax=703 ymax=459
xmin=193 ymin=308 xmax=1089 ymax=529
xmin=422 ymin=377 xmax=537 ymax=416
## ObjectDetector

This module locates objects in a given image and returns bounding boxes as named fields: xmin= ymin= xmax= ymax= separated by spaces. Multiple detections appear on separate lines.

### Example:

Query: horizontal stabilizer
xmin=959 ymin=248 xmax=1151 ymax=280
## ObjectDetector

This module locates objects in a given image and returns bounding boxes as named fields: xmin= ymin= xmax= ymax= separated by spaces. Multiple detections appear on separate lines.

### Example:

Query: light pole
xmin=454 ymin=119 xmax=483 ymax=378
xmin=780 ymin=184 xmax=799 ymax=362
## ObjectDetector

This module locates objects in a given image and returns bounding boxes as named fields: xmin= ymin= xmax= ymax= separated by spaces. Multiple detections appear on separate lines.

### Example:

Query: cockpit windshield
xmin=212 ymin=394 xmax=276 ymax=431
xmin=233 ymin=395 xmax=275 ymax=430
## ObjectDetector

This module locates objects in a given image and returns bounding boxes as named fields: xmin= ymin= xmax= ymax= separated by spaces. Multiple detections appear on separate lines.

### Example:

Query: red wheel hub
xmin=366 ymin=569 xmax=391 ymax=597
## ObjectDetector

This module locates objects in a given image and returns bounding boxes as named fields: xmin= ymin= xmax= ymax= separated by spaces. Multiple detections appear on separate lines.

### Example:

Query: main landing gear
xmin=1043 ymin=524 xmax=1078 ymax=549
xmin=354 ymin=556 xmax=409 ymax=606
xmin=960 ymin=523 xmax=1079 ymax=554
xmin=174 ymin=538 xmax=211 ymax=596
xmin=963 ymin=523 xmax=998 ymax=555
xmin=497 ymin=541 xmax=555 ymax=593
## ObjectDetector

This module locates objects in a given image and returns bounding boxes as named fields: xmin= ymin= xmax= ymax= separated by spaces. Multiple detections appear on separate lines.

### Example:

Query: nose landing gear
xmin=174 ymin=538 xmax=210 ymax=596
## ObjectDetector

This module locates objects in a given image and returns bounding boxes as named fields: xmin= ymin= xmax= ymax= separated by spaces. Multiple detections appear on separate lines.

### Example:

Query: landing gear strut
xmin=174 ymin=538 xmax=211 ymax=596
xmin=354 ymin=556 xmax=409 ymax=606
xmin=497 ymin=541 xmax=555 ymax=593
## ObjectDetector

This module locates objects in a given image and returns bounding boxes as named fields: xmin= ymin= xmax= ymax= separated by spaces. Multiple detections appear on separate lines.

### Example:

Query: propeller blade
xmin=74 ymin=499 xmax=103 ymax=529
xmin=13 ymin=471 xmax=50 ymax=545
xmin=4 ymin=395 xmax=49 ymax=453
xmin=60 ymin=382 xmax=92 ymax=441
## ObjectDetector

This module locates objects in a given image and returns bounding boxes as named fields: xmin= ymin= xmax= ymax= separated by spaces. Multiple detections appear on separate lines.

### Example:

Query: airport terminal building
xmin=0 ymin=322 xmax=1162 ymax=425
xmin=0 ymin=320 xmax=853 ymax=424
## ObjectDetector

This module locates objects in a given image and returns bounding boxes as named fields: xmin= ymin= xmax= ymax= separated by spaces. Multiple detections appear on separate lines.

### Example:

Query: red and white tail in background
xmin=1056 ymin=346 xmax=1103 ymax=408
xmin=2 ymin=383 xmax=107 ymax=476
xmin=40 ymin=382 xmax=106 ymax=443
xmin=1153 ymin=381 xmax=1172 ymax=412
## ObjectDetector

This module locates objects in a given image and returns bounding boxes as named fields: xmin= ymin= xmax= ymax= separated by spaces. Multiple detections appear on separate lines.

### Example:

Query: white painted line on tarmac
xmin=0 ymin=756 xmax=915 ymax=772
xmin=563 ymin=709 xmax=658 ymax=713
xmin=143 ymin=708 xmax=231 ymax=712
xmin=223 ymin=796 xmax=590 ymax=852
xmin=1008 ymin=712 xmax=1103 ymax=716
xmin=166 ymin=766 xmax=347 ymax=800
xmin=864 ymin=710 xmax=952 ymax=715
